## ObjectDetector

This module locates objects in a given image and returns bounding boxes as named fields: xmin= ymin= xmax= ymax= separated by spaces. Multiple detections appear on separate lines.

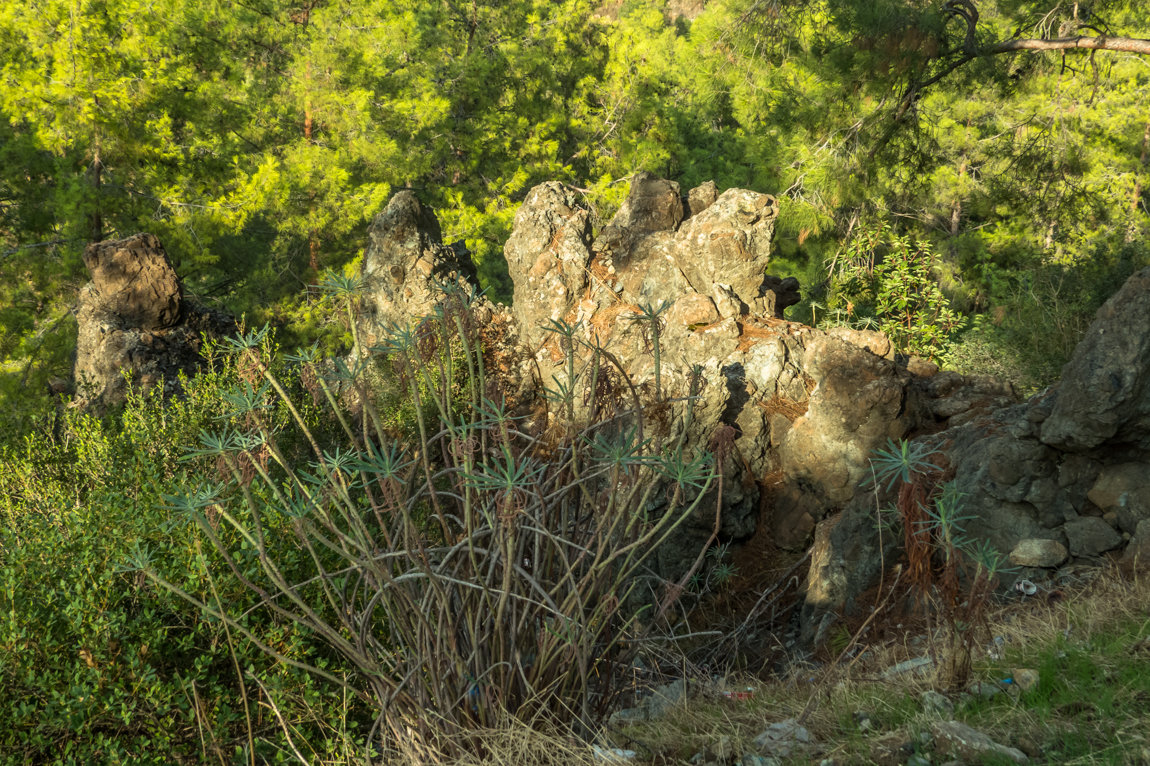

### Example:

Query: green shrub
xmin=0 ymin=339 xmax=359 ymax=764
xmin=824 ymin=222 xmax=966 ymax=363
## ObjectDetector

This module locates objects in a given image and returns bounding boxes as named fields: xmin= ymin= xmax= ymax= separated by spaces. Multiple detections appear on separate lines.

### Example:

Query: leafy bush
xmin=825 ymin=222 xmax=966 ymax=363
xmin=0 ymin=340 xmax=360 ymax=763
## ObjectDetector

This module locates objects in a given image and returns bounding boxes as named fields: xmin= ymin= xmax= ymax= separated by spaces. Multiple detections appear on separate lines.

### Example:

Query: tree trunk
xmin=1134 ymin=121 xmax=1149 ymax=215
xmin=91 ymin=144 xmax=104 ymax=243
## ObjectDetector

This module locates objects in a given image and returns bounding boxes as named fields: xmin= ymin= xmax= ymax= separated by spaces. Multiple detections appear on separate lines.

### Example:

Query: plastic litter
xmin=722 ymin=687 xmax=756 ymax=701
xmin=592 ymin=745 xmax=637 ymax=762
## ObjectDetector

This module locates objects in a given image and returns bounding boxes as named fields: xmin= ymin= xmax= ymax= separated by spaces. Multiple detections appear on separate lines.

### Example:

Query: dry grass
xmin=343 ymin=565 xmax=1150 ymax=764
xmin=597 ymin=563 xmax=1150 ymax=765
xmin=429 ymin=717 xmax=606 ymax=766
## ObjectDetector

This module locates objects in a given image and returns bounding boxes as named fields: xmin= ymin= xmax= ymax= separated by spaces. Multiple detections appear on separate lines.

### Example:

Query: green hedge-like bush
xmin=0 ymin=343 xmax=365 ymax=764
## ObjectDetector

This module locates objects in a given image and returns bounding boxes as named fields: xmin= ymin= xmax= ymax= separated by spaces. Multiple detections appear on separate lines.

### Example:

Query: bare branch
xmin=982 ymin=35 xmax=1150 ymax=57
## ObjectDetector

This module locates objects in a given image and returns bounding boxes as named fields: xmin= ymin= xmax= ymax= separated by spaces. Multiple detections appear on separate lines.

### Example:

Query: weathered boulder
xmin=686 ymin=180 xmax=718 ymax=217
xmin=752 ymin=719 xmax=812 ymax=760
xmin=1087 ymin=462 xmax=1150 ymax=534
xmin=598 ymin=172 xmax=684 ymax=240
xmin=358 ymin=190 xmax=534 ymax=407
xmin=500 ymin=175 xmax=1004 ymax=577
xmin=501 ymin=179 xmax=806 ymax=570
xmin=674 ymin=186 xmax=779 ymax=311
xmin=1009 ymin=538 xmax=1069 ymax=568
xmin=73 ymin=234 xmax=235 ymax=412
xmin=1122 ymin=519 xmax=1150 ymax=568
xmin=930 ymin=720 xmax=1028 ymax=764
xmin=1040 ymin=266 xmax=1150 ymax=451
xmin=502 ymin=182 xmax=595 ymax=351
xmin=802 ymin=266 xmax=1150 ymax=648
xmin=779 ymin=334 xmax=916 ymax=507
xmin=1064 ymin=516 xmax=1123 ymax=557
xmin=358 ymin=190 xmax=478 ymax=348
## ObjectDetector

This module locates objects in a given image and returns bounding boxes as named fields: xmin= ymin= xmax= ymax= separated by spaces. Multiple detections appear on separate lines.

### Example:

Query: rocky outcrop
xmin=495 ymin=174 xmax=1013 ymax=577
xmin=1039 ymin=268 xmax=1150 ymax=451
xmin=803 ymin=266 xmax=1150 ymax=644
xmin=348 ymin=175 xmax=1032 ymax=585
xmin=85 ymin=176 xmax=1092 ymax=610
xmin=75 ymin=179 xmax=1147 ymax=647
xmin=73 ymin=234 xmax=235 ymax=412
xmin=357 ymin=190 xmax=478 ymax=348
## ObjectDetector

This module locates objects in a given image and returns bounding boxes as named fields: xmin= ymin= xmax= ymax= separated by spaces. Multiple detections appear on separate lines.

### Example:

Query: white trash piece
xmin=1014 ymin=579 xmax=1038 ymax=596
xmin=592 ymin=745 xmax=637 ymax=762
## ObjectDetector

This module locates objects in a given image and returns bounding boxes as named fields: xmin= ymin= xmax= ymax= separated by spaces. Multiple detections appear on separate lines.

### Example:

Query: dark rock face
xmin=802 ymin=266 xmax=1150 ymax=646
xmin=1040 ymin=267 xmax=1150 ymax=451
xmin=73 ymin=234 xmax=235 ymax=411
xmin=82 ymin=233 xmax=183 ymax=329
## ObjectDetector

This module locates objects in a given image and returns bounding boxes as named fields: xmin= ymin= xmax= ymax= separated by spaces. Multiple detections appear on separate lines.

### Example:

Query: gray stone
xmin=608 ymin=679 xmax=688 ymax=725
xmin=969 ymin=681 xmax=1008 ymax=700
xmin=712 ymin=282 xmax=745 ymax=320
xmin=921 ymin=689 xmax=955 ymax=714
xmin=740 ymin=755 xmax=780 ymax=766
xmin=1122 ymin=519 xmax=1150 ymax=568
xmin=1041 ymin=267 xmax=1150 ymax=451
xmin=358 ymin=190 xmax=481 ymax=349
xmin=709 ymin=735 xmax=735 ymax=761
xmin=852 ymin=711 xmax=875 ymax=732
xmin=597 ymin=171 xmax=683 ymax=239
xmin=931 ymin=719 xmax=1028 ymax=763
xmin=1058 ymin=454 xmax=1102 ymax=503
xmin=1009 ymin=538 xmax=1069 ymax=568
xmin=826 ymin=326 xmax=893 ymax=359
xmin=642 ymin=679 xmax=686 ymax=719
xmin=607 ymin=706 xmax=647 ymax=725
xmin=753 ymin=718 xmax=812 ymax=759
xmin=592 ymin=746 xmax=637 ymax=762
xmin=1064 ymin=516 xmax=1123 ymax=557
xmin=868 ymin=732 xmax=916 ymax=766
xmin=1087 ymin=462 xmax=1150 ymax=534
xmin=1027 ymin=478 xmax=1079 ymax=528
